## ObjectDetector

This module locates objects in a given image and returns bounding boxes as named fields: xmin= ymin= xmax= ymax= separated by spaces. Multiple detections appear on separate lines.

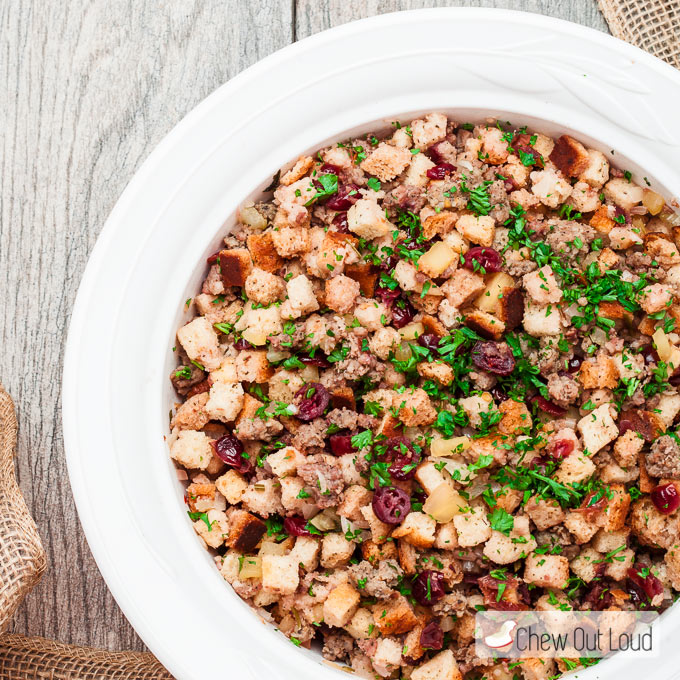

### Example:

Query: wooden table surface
xmin=0 ymin=0 xmax=609 ymax=653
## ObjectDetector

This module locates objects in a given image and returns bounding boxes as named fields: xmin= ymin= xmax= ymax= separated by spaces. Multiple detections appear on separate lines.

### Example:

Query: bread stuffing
xmin=169 ymin=113 xmax=680 ymax=679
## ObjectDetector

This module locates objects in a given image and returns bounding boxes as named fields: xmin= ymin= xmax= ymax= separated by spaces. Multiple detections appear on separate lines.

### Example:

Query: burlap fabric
xmin=0 ymin=4 xmax=677 ymax=677
xmin=0 ymin=384 xmax=172 ymax=678
xmin=599 ymin=0 xmax=680 ymax=69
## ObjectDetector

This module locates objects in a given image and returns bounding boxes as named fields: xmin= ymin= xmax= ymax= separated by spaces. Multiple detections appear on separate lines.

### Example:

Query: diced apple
xmin=474 ymin=272 xmax=515 ymax=315
xmin=423 ymin=483 xmax=468 ymax=523
xmin=653 ymin=327 xmax=680 ymax=369
xmin=431 ymin=436 xmax=472 ymax=457
xmin=239 ymin=555 xmax=262 ymax=579
xmin=399 ymin=322 xmax=425 ymax=341
xmin=418 ymin=242 xmax=456 ymax=278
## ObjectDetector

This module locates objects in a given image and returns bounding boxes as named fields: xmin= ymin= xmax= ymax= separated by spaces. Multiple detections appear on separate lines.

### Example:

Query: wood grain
xmin=0 ymin=0 xmax=608 ymax=654
xmin=0 ymin=0 xmax=293 ymax=652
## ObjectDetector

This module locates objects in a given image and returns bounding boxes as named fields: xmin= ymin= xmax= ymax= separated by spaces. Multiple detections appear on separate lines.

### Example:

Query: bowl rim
xmin=63 ymin=8 xmax=680 ymax=680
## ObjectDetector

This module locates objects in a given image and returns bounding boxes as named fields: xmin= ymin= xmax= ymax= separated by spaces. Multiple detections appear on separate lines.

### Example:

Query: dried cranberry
xmin=548 ymin=438 xmax=575 ymax=461
xmin=325 ymin=183 xmax=360 ymax=211
xmin=627 ymin=563 xmax=663 ymax=607
xmin=426 ymin=142 xmax=445 ymax=164
xmin=533 ymin=395 xmax=566 ymax=417
xmin=641 ymin=345 xmax=659 ymax=366
xmin=490 ymin=386 xmax=508 ymax=403
xmin=300 ymin=354 xmax=331 ymax=369
xmin=618 ymin=418 xmax=634 ymax=436
xmin=504 ymin=177 xmax=519 ymax=192
xmin=651 ymin=483 xmax=680 ymax=515
xmin=614 ymin=206 xmax=630 ymax=225
xmin=420 ymin=621 xmax=444 ymax=650
xmin=426 ymin=163 xmax=456 ymax=180
xmin=329 ymin=434 xmax=355 ymax=456
xmin=283 ymin=516 xmax=314 ymax=537
xmin=378 ymin=255 xmax=399 ymax=273
xmin=514 ymin=143 xmax=542 ymax=167
xmin=413 ymin=570 xmax=446 ymax=606
xmin=320 ymin=163 xmax=341 ymax=175
xmin=372 ymin=486 xmax=411 ymax=524
xmin=391 ymin=299 xmax=416 ymax=329
xmin=235 ymin=337 xmax=255 ymax=350
xmin=567 ymin=356 xmax=583 ymax=373
xmin=206 ymin=251 xmax=221 ymax=265
xmin=575 ymin=490 xmax=607 ymax=516
xmin=478 ymin=575 xmax=528 ymax=611
xmin=670 ymin=370 xmax=680 ymax=387
xmin=471 ymin=341 xmax=516 ymax=376
xmin=418 ymin=333 xmax=441 ymax=354
xmin=374 ymin=282 xmax=401 ymax=307
xmin=294 ymin=382 xmax=330 ymax=421
xmin=384 ymin=437 xmax=421 ymax=480
xmin=332 ymin=211 xmax=349 ymax=233
xmin=211 ymin=434 xmax=251 ymax=474
xmin=463 ymin=247 xmax=503 ymax=273
xmin=582 ymin=583 xmax=613 ymax=611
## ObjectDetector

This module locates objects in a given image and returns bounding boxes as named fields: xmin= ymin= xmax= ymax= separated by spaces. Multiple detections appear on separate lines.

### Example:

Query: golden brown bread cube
xmin=549 ymin=135 xmax=590 ymax=178
xmin=218 ymin=248 xmax=252 ymax=288
xmin=247 ymin=232 xmax=284 ymax=273
xmin=225 ymin=509 xmax=266 ymax=552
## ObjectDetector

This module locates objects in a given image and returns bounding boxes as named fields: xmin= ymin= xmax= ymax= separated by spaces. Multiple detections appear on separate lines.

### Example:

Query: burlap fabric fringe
xmin=599 ymin=0 xmax=680 ymax=69
xmin=0 ymin=384 xmax=172 ymax=679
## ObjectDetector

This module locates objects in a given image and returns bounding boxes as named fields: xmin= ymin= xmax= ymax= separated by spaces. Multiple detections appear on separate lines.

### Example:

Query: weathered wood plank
xmin=0 ymin=0 xmax=293 ymax=651
xmin=295 ymin=0 xmax=610 ymax=38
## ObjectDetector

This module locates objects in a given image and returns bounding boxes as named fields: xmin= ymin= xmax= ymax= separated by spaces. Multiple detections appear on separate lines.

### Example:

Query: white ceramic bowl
xmin=64 ymin=8 xmax=680 ymax=680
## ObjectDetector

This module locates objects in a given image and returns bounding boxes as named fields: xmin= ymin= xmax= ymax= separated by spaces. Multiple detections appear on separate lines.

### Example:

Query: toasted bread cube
xmin=453 ymin=504 xmax=491 ymax=548
xmin=604 ymin=548 xmax=635 ymax=581
xmin=225 ymin=509 xmax=266 ymax=552
xmin=404 ymin=152 xmax=436 ymax=187
xmin=235 ymin=300 xmax=283 ymax=343
xmin=279 ymin=476 xmax=307 ymax=513
xmin=417 ymin=361 xmax=454 ymax=387
xmin=347 ymin=198 xmax=395 ymax=239
xmin=578 ymin=354 xmax=619 ymax=389
xmin=344 ymin=607 xmax=379 ymax=640
xmin=344 ymin=261 xmax=378 ymax=297
xmin=564 ymin=511 xmax=599 ymax=544
xmin=523 ymin=265 xmax=562 ymax=305
xmin=423 ymin=211 xmax=458 ymax=240
xmin=247 ymin=232 xmax=284 ymax=273
xmin=205 ymin=381 xmax=245 ymax=423
xmin=577 ymin=404 xmax=619 ymax=455
xmin=549 ymin=135 xmax=590 ymax=177
xmin=411 ymin=113 xmax=447 ymax=149
xmin=664 ymin=544 xmax=680 ymax=590
xmin=442 ymin=269 xmax=486 ymax=308
xmin=289 ymin=535 xmax=320 ymax=571
xmin=591 ymin=528 xmax=630 ymax=553
xmin=280 ymin=155 xmax=314 ymax=185
xmin=354 ymin=298 xmax=390 ymax=332
xmin=455 ymin=214 xmax=495 ymax=247
xmin=373 ymin=593 xmax=419 ymax=635
xmin=604 ymin=177 xmax=644 ymax=211
xmin=285 ymin=274 xmax=320 ymax=318
xmin=360 ymin=504 xmax=392 ymax=544
xmin=392 ymin=512 xmax=436 ymax=548
xmin=483 ymin=515 xmax=536 ymax=565
xmin=323 ymin=582 xmax=361 ymax=627
xmin=261 ymin=554 xmax=299 ymax=595
xmin=631 ymin=497 xmax=679 ymax=549
xmin=602 ymin=483 xmax=631 ymax=531
xmin=590 ymin=205 xmax=615 ymax=234
xmin=177 ymin=316 xmax=222 ymax=371
xmin=434 ymin=522 xmax=460 ymax=551
xmin=525 ymin=495 xmax=566 ymax=530
xmin=522 ymin=302 xmax=562 ymax=336
xmin=579 ymin=149 xmax=610 ymax=188
xmin=570 ymin=547 xmax=603 ymax=582
xmin=554 ymin=450 xmax=597 ymax=485
xmin=244 ymin=268 xmax=286 ymax=306
xmin=215 ymin=469 xmax=248 ymax=505
xmin=412 ymin=650 xmax=463 ymax=680
xmin=397 ymin=388 xmax=437 ymax=427
xmin=524 ymin=553 xmax=569 ymax=589
xmin=171 ymin=393 xmax=210 ymax=431
xmin=361 ymin=539 xmax=397 ymax=564
xmin=266 ymin=445 xmax=306 ymax=478
xmin=498 ymin=398 xmax=532 ymax=435
xmin=235 ymin=350 xmax=273 ymax=384
xmin=530 ymin=168 xmax=573 ymax=208
xmin=479 ymin=127 xmax=509 ymax=165
xmin=271 ymin=226 xmax=311 ymax=258
xmin=321 ymin=532 xmax=356 ymax=569
xmin=360 ymin=142 xmax=411 ymax=182
xmin=464 ymin=310 xmax=506 ymax=340
xmin=338 ymin=485 xmax=372 ymax=522
xmin=193 ymin=509 xmax=229 ymax=549
xmin=325 ymin=274 xmax=361 ymax=314
xmin=218 ymin=248 xmax=252 ymax=288
xmin=520 ymin=658 xmax=555 ymax=680
xmin=373 ymin=637 xmax=404 ymax=675
xmin=170 ymin=430 xmax=213 ymax=470
xmin=415 ymin=461 xmax=446 ymax=495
